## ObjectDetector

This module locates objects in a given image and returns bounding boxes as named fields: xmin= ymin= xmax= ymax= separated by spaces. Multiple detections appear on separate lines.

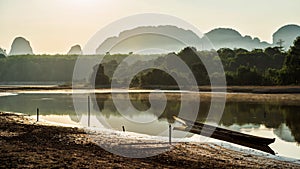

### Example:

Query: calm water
xmin=0 ymin=91 xmax=299 ymax=159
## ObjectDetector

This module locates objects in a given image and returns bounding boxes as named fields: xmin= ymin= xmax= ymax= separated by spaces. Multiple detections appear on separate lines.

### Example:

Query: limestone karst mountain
xmin=95 ymin=24 xmax=300 ymax=53
xmin=9 ymin=37 xmax=34 ymax=55
xmin=95 ymin=26 xmax=270 ymax=53
xmin=95 ymin=25 xmax=204 ymax=54
xmin=205 ymin=28 xmax=270 ymax=50
xmin=67 ymin=44 xmax=82 ymax=55
xmin=272 ymin=24 xmax=300 ymax=50
xmin=5 ymin=24 xmax=300 ymax=56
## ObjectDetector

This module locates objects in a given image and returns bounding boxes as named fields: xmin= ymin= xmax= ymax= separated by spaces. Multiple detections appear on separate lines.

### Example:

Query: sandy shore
xmin=1 ymin=112 xmax=299 ymax=168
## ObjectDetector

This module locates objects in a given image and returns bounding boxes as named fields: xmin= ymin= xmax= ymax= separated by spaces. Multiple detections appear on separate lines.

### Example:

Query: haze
xmin=0 ymin=0 xmax=300 ymax=54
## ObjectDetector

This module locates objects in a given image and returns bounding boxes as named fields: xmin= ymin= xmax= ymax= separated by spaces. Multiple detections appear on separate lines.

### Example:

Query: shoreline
xmin=1 ymin=87 xmax=300 ymax=106
xmin=1 ymin=112 xmax=299 ymax=168
xmin=1 ymin=85 xmax=300 ymax=94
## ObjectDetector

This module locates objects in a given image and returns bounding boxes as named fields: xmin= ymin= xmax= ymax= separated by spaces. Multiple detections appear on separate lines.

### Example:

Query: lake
xmin=0 ymin=90 xmax=299 ymax=159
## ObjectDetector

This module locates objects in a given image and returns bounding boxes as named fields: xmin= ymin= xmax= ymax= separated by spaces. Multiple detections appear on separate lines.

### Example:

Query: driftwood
xmin=173 ymin=116 xmax=275 ymax=155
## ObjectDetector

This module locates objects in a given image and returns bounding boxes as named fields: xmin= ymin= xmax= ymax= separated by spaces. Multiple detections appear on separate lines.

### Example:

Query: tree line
xmin=94 ymin=36 xmax=300 ymax=87
xmin=0 ymin=37 xmax=299 ymax=86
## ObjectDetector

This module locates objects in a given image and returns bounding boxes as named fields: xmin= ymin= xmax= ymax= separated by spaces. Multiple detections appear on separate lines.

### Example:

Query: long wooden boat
xmin=173 ymin=116 xmax=276 ymax=155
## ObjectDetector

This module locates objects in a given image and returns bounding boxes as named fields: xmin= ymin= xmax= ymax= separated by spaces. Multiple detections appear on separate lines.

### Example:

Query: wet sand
xmin=1 ymin=112 xmax=299 ymax=168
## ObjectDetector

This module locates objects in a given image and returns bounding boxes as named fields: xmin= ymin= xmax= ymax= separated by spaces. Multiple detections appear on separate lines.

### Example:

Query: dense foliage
xmin=0 ymin=37 xmax=299 ymax=86
xmin=97 ymin=36 xmax=300 ymax=87
xmin=0 ymin=55 xmax=77 ymax=83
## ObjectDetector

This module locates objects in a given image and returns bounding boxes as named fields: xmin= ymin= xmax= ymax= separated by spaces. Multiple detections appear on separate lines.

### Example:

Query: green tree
xmin=140 ymin=69 xmax=177 ymax=87
xmin=0 ymin=47 xmax=6 ymax=58
xmin=236 ymin=65 xmax=262 ymax=85
xmin=264 ymin=47 xmax=282 ymax=56
xmin=191 ymin=62 xmax=209 ymax=85
xmin=0 ymin=53 xmax=5 ymax=58
xmin=92 ymin=64 xmax=110 ymax=87
xmin=177 ymin=47 xmax=199 ymax=66
xmin=280 ymin=37 xmax=300 ymax=84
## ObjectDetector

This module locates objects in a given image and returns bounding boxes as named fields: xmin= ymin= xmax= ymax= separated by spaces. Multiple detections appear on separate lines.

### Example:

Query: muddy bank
xmin=0 ymin=112 xmax=299 ymax=168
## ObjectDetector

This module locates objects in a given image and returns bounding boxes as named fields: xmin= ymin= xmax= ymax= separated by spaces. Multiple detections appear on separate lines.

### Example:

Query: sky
xmin=0 ymin=0 xmax=300 ymax=54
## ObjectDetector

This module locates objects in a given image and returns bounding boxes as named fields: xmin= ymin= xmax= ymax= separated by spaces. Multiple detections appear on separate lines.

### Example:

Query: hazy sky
xmin=0 ymin=0 xmax=300 ymax=54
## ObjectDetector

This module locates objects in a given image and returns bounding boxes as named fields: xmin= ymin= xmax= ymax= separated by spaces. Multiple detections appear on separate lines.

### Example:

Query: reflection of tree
xmin=221 ymin=102 xmax=284 ymax=128
xmin=0 ymin=94 xmax=76 ymax=116
xmin=95 ymin=94 xmax=110 ymax=111
xmin=92 ymin=64 xmax=110 ymax=87
xmin=285 ymin=106 xmax=300 ymax=143
xmin=157 ymin=100 xmax=181 ymax=123
xmin=262 ymin=106 xmax=284 ymax=128
xmin=94 ymin=93 xmax=300 ymax=143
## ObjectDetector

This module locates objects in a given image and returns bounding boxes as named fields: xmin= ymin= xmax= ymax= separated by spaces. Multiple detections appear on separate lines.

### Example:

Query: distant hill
xmin=272 ymin=24 xmax=300 ymax=50
xmin=96 ymin=25 xmax=203 ymax=54
xmin=9 ymin=37 xmax=33 ymax=55
xmin=96 ymin=24 xmax=300 ymax=53
xmin=205 ymin=28 xmax=270 ymax=50
xmin=67 ymin=44 xmax=82 ymax=55
xmin=5 ymin=24 xmax=299 ymax=55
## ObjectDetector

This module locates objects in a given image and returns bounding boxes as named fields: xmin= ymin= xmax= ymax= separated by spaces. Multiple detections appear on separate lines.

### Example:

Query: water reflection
xmin=0 ymin=93 xmax=299 ymax=143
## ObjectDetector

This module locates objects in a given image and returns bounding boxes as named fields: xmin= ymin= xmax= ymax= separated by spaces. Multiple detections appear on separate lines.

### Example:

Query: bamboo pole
xmin=88 ymin=96 xmax=90 ymax=127
xmin=36 ymin=108 xmax=39 ymax=122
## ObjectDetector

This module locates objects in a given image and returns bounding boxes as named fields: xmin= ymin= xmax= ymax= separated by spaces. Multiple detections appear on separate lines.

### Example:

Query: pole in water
xmin=36 ymin=108 xmax=39 ymax=122
xmin=88 ymin=96 xmax=90 ymax=127
xmin=169 ymin=124 xmax=172 ymax=145
xmin=122 ymin=126 xmax=125 ymax=132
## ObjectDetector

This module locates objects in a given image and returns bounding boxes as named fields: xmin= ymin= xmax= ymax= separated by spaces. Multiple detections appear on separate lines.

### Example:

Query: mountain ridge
xmin=4 ymin=24 xmax=300 ymax=55
xmin=95 ymin=24 xmax=300 ymax=54
xmin=272 ymin=24 xmax=300 ymax=49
